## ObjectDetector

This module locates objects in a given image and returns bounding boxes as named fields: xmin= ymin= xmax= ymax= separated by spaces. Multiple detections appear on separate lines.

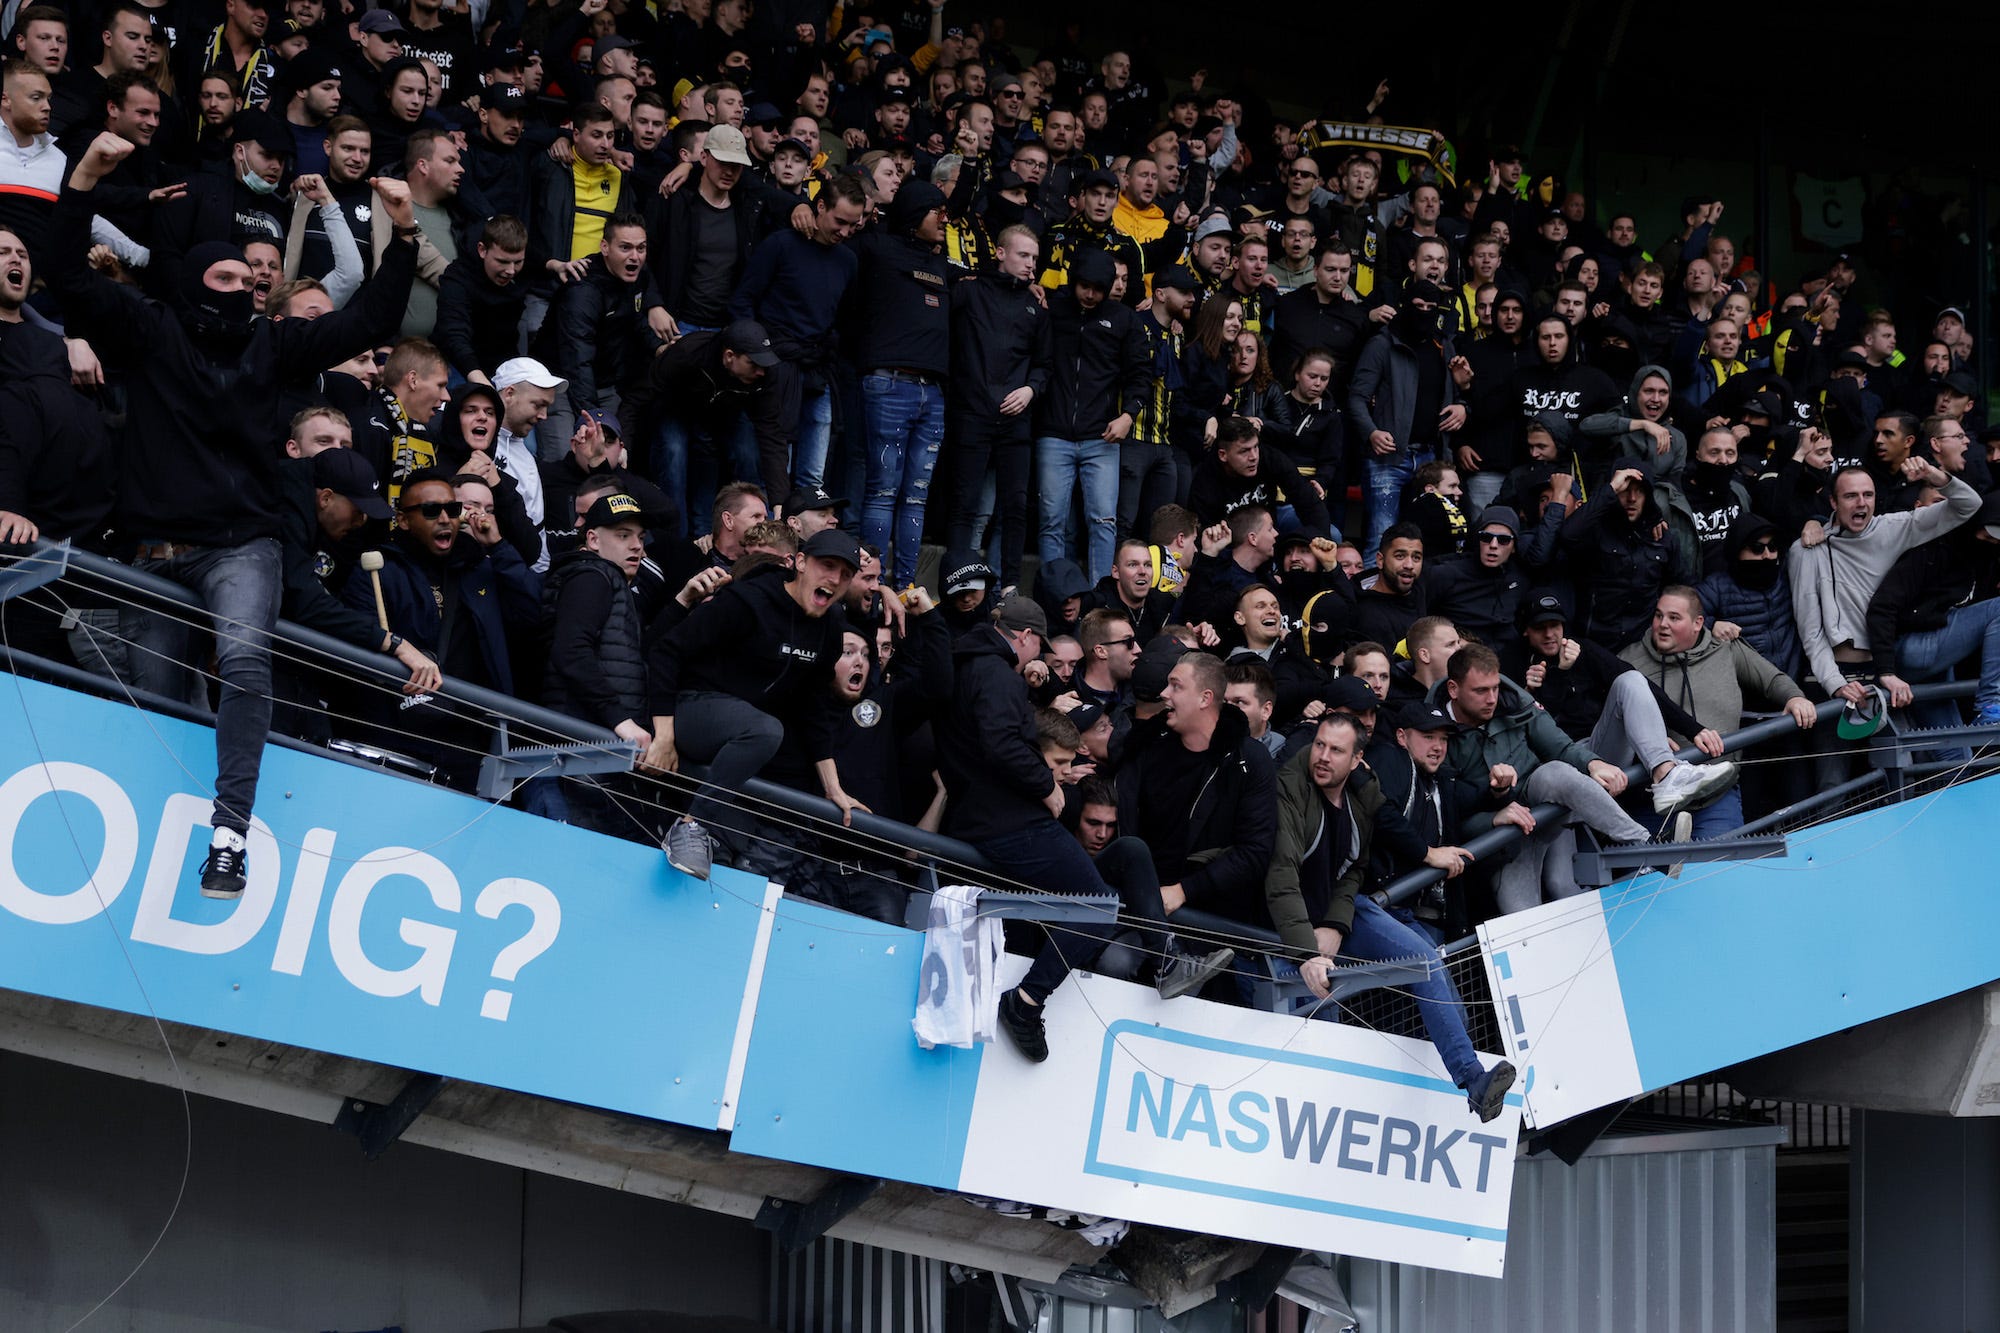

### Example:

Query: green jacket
xmin=1265 ymin=745 xmax=1383 ymax=955
xmin=1426 ymin=675 xmax=1598 ymax=833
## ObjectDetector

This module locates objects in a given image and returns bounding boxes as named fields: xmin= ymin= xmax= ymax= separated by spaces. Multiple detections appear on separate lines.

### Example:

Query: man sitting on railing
xmin=1266 ymin=710 xmax=1515 ymax=1123
xmin=938 ymin=597 xmax=1234 ymax=1063
xmin=1620 ymin=587 xmax=1826 ymax=833
xmin=1432 ymin=643 xmax=1663 ymax=916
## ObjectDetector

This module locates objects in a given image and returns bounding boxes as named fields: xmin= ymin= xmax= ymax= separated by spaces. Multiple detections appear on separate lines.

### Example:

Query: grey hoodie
xmin=1618 ymin=627 xmax=1803 ymax=742
xmin=1788 ymin=476 xmax=1982 ymax=692
xmin=1580 ymin=363 xmax=1687 ymax=485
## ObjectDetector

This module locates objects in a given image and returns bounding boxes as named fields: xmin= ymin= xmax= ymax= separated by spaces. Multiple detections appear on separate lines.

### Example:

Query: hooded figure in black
xmin=434 ymin=382 xmax=543 ymax=568
xmin=1033 ymin=558 xmax=1093 ymax=642
xmin=1458 ymin=286 xmax=1536 ymax=483
xmin=1508 ymin=312 xmax=1620 ymax=487
xmin=1679 ymin=430 xmax=1758 ymax=572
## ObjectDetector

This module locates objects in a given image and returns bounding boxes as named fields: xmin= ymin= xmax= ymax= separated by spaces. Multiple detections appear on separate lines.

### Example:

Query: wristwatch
xmin=385 ymin=633 xmax=405 ymax=653
xmin=393 ymin=223 xmax=421 ymax=240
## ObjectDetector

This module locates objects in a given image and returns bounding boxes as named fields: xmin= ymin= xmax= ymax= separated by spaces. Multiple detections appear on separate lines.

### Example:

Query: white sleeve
xmin=318 ymin=200 xmax=366 ymax=308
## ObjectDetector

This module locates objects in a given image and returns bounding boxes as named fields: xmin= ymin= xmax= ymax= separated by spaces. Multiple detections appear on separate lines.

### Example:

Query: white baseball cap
xmin=704 ymin=123 xmax=754 ymax=167
xmin=493 ymin=357 xmax=566 ymax=391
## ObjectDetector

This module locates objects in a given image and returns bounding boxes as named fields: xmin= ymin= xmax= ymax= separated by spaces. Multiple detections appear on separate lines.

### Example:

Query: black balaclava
xmin=179 ymin=240 xmax=254 ymax=347
xmin=1397 ymin=279 xmax=1447 ymax=340
xmin=1727 ymin=518 xmax=1781 ymax=591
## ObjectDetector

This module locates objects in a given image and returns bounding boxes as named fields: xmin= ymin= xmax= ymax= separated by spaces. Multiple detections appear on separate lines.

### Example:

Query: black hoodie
xmin=936 ymin=622 xmax=1060 ymax=844
xmin=647 ymin=560 xmax=845 ymax=762
xmin=848 ymin=180 xmax=952 ymax=376
xmin=0 ymin=319 xmax=113 ymax=540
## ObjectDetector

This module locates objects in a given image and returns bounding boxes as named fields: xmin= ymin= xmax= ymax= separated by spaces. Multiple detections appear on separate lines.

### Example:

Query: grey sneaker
xmin=665 ymin=818 xmax=714 ymax=880
xmin=1657 ymin=809 xmax=1693 ymax=878
xmin=1651 ymin=760 xmax=1738 ymax=813
xmin=1155 ymin=944 xmax=1235 ymax=1001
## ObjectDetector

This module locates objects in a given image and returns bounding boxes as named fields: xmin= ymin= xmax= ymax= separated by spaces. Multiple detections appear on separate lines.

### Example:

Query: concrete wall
xmin=0 ymin=1052 xmax=770 ymax=1332
xmin=1853 ymin=1109 xmax=2000 ymax=1332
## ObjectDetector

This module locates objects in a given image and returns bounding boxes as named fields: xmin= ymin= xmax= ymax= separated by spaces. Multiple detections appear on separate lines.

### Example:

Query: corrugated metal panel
xmin=771 ymin=1233 xmax=946 ymax=1333
xmin=1345 ymin=1137 xmax=1778 ymax=1333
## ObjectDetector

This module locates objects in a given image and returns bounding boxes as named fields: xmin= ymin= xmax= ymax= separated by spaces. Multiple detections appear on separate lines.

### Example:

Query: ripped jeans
xmin=859 ymin=372 xmax=946 ymax=585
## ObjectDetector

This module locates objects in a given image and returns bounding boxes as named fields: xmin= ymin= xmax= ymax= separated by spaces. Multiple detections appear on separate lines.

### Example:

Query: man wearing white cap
xmin=491 ymin=355 xmax=562 ymax=528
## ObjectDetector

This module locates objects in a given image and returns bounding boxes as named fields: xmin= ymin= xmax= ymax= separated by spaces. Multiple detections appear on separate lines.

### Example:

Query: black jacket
xmin=1077 ymin=573 xmax=1177 ymax=643
xmin=1498 ymin=635 xmax=1704 ymax=742
xmin=1187 ymin=446 xmax=1333 ymax=535
xmin=340 ymin=531 xmax=541 ymax=694
xmin=1036 ymin=285 xmax=1149 ymax=439
xmin=644 ymin=179 xmax=762 ymax=321
xmin=0 ymin=320 xmax=113 ymax=540
xmin=1423 ymin=554 xmax=1528 ymax=651
xmin=1269 ymin=284 xmax=1370 ymax=385
xmin=542 ymin=550 xmax=647 ymax=731
xmin=1354 ymin=577 xmax=1427 ymax=648
xmin=948 ymin=269 xmax=1052 ymax=419
xmin=49 ymin=183 xmax=416 ymax=546
xmin=275 ymin=457 xmax=385 ymax=652
xmin=1560 ymin=484 xmax=1698 ymax=649
xmin=433 ymin=253 xmax=529 ymax=379
xmin=1115 ymin=704 xmax=1277 ymax=923
xmin=1866 ymin=535 xmax=2000 ymax=678
xmin=625 ymin=326 xmax=768 ymax=450
xmin=1262 ymin=392 xmax=1344 ymax=483
xmin=534 ymin=255 xmax=667 ymax=411
xmin=456 ymin=131 xmax=535 ymax=238
xmin=647 ymin=561 xmax=844 ymax=762
xmin=936 ymin=623 xmax=1059 ymax=844
xmin=848 ymin=193 xmax=951 ymax=375
xmin=528 ymin=151 xmax=633 ymax=277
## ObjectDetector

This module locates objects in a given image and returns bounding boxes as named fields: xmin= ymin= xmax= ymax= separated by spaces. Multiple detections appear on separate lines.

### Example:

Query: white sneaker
xmin=1651 ymin=760 xmax=1738 ymax=813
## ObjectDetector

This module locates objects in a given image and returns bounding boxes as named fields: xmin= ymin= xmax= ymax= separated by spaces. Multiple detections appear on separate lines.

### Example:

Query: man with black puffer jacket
xmin=937 ymin=597 xmax=1235 ymax=1064
xmin=1420 ymin=504 xmax=1528 ymax=650
xmin=51 ymin=131 xmax=418 ymax=903
xmin=537 ymin=492 xmax=656 ymax=838
xmin=644 ymin=529 xmax=871 ymax=880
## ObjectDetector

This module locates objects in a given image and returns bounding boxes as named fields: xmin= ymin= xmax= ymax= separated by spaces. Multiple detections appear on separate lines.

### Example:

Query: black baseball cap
xmin=1072 ymin=167 xmax=1119 ymax=194
xmin=1130 ymin=634 xmax=1187 ymax=702
xmin=801 ymin=527 xmax=862 ymax=570
xmin=788 ymin=485 xmax=848 ymax=514
xmin=1521 ymin=591 xmax=1568 ymax=628
xmin=722 ymin=318 xmax=781 ymax=366
xmin=484 ymin=84 xmax=529 ymax=114
xmin=1324 ymin=675 xmax=1380 ymax=715
xmin=879 ymin=85 xmax=914 ymax=104
xmin=1155 ymin=265 xmax=1201 ymax=294
xmin=1397 ymin=701 xmax=1461 ymax=733
xmin=581 ymin=492 xmax=646 ymax=530
xmin=355 ymin=8 xmax=404 ymax=33
xmin=231 ymin=109 xmax=295 ymax=158
xmin=745 ymin=100 xmax=784 ymax=126
xmin=314 ymin=448 xmax=392 ymax=519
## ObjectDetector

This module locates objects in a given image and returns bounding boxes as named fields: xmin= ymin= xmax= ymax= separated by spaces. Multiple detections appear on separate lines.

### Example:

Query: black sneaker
xmin=1465 ymin=1060 xmax=1517 ymax=1123
xmin=997 ymin=988 xmax=1049 ymax=1063
xmin=199 ymin=843 xmax=247 ymax=899
xmin=1154 ymin=944 xmax=1236 ymax=1001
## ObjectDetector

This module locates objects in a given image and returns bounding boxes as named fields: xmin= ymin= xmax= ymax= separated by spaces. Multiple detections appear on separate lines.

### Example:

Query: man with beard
xmin=282 ymin=116 xmax=375 ymax=284
xmin=456 ymin=84 xmax=535 ymax=229
xmin=341 ymin=467 xmax=541 ymax=783
xmin=55 ymin=70 xmax=165 ymax=271
xmin=52 ymin=130 xmax=418 ymax=899
xmin=645 ymin=528 xmax=871 ymax=880
xmin=1355 ymin=520 xmax=1427 ymax=646
xmin=536 ymin=215 xmax=671 ymax=450
xmin=1266 ymin=710 xmax=1515 ymax=1122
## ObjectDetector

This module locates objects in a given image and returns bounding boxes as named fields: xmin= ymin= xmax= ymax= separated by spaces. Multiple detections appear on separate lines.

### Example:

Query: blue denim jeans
xmin=1294 ymin=894 xmax=1482 ymax=1088
xmin=123 ymin=538 xmax=282 ymax=835
xmin=1036 ymin=436 xmax=1120 ymax=582
xmin=655 ymin=414 xmax=760 ymax=538
xmin=1897 ymin=597 xmax=2000 ymax=716
xmin=791 ymin=384 xmax=835 ymax=496
xmin=1363 ymin=448 xmax=1424 ymax=555
xmin=860 ymin=374 xmax=945 ymax=584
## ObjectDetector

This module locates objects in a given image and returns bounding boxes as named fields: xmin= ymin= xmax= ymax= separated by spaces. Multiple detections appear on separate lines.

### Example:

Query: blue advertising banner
xmin=0 ymin=677 xmax=771 ymax=1129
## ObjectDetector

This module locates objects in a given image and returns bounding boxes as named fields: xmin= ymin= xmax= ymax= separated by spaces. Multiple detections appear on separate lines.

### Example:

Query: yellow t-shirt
xmin=569 ymin=158 xmax=621 ymax=260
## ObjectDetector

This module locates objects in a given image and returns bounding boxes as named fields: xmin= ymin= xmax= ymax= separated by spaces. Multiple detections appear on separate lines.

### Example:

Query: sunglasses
xmin=1477 ymin=532 xmax=1515 ymax=545
xmin=1105 ymin=636 xmax=1138 ymax=649
xmin=402 ymin=500 xmax=464 ymax=519
xmin=1748 ymin=538 xmax=1779 ymax=552
xmin=371 ymin=350 xmax=392 ymax=365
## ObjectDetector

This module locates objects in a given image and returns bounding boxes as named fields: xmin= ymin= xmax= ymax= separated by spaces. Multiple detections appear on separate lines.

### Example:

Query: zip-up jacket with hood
xmin=1037 ymin=251 xmax=1150 ymax=438
xmin=646 ymin=560 xmax=845 ymax=762
xmin=935 ymin=622 xmax=1061 ymax=844
xmin=433 ymin=383 xmax=543 ymax=568
xmin=1425 ymin=675 xmax=1598 ymax=830
xmin=1423 ymin=552 xmax=1527 ymax=650
xmin=542 ymin=549 xmax=647 ymax=731
xmin=1262 ymin=390 xmax=1344 ymax=482
xmin=848 ymin=180 xmax=952 ymax=376
xmin=1116 ymin=704 xmax=1277 ymax=924
xmin=1788 ymin=476 xmax=1981 ymax=692
xmin=276 ymin=456 xmax=386 ymax=652
xmin=0 ymin=318 xmax=112 ymax=540
xmin=1346 ymin=321 xmax=1459 ymax=456
xmin=948 ymin=266 xmax=1052 ymax=418
xmin=1264 ymin=746 xmax=1383 ymax=955
xmin=1618 ymin=627 xmax=1804 ymax=742
xmin=49 ymin=184 xmax=417 ymax=546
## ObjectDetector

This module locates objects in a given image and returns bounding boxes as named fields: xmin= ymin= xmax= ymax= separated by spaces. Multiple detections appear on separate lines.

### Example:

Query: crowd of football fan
xmin=1 ymin=0 xmax=1996 ymax=1110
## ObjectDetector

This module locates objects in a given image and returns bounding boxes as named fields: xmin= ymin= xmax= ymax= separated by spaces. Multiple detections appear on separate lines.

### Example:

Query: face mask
xmin=241 ymin=169 xmax=279 ymax=195
xmin=1690 ymin=459 xmax=1736 ymax=492
xmin=1732 ymin=554 xmax=1780 ymax=591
